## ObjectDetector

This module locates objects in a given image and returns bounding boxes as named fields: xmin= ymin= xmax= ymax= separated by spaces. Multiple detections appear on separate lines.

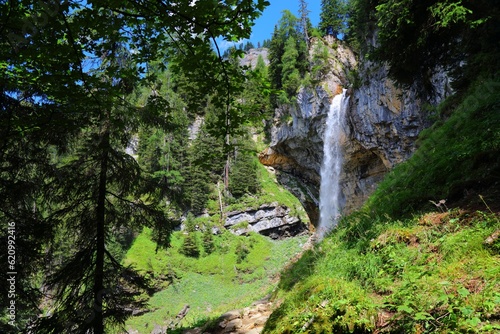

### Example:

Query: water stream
xmin=317 ymin=89 xmax=349 ymax=239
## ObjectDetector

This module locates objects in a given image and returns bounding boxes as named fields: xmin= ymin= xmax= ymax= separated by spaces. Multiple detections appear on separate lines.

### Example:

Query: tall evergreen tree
xmin=240 ymin=55 xmax=272 ymax=123
xmin=268 ymin=25 xmax=285 ymax=92
xmin=0 ymin=0 xmax=269 ymax=332
xmin=135 ymin=68 xmax=191 ymax=208
xmin=228 ymin=130 xmax=261 ymax=198
xmin=180 ymin=213 xmax=200 ymax=258
xmin=299 ymin=0 xmax=311 ymax=48
xmin=268 ymin=10 xmax=309 ymax=105
xmin=202 ymin=228 xmax=215 ymax=255
xmin=185 ymin=109 xmax=226 ymax=214
xmin=319 ymin=0 xmax=350 ymax=37
xmin=281 ymin=36 xmax=302 ymax=99
xmin=34 ymin=45 xmax=172 ymax=334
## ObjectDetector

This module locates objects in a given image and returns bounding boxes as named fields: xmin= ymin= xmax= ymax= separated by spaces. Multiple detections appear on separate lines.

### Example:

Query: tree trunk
xmin=93 ymin=128 xmax=109 ymax=334
xmin=217 ymin=181 xmax=224 ymax=220
xmin=299 ymin=0 xmax=310 ymax=49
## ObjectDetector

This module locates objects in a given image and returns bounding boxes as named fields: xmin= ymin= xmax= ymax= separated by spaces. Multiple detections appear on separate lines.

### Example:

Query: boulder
xmin=224 ymin=203 xmax=307 ymax=239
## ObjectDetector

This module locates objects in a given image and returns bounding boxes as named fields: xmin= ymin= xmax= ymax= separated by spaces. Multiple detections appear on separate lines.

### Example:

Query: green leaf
xmin=459 ymin=306 xmax=473 ymax=316
xmin=414 ymin=312 xmax=433 ymax=321
xmin=397 ymin=304 xmax=414 ymax=313
xmin=458 ymin=286 xmax=470 ymax=298
xmin=464 ymin=317 xmax=481 ymax=327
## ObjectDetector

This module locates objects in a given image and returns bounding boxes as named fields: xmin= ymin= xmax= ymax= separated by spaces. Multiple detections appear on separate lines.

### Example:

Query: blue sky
xmin=217 ymin=1 xmax=321 ymax=51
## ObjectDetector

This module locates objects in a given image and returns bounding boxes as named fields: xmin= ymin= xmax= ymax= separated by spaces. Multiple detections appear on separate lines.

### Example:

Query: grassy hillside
xmin=118 ymin=152 xmax=310 ymax=333
xmin=121 ymin=228 xmax=308 ymax=333
xmin=263 ymin=79 xmax=500 ymax=333
xmin=265 ymin=210 xmax=500 ymax=333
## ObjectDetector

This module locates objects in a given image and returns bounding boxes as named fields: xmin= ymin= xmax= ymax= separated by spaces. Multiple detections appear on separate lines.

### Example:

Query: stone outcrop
xmin=183 ymin=297 xmax=273 ymax=334
xmin=260 ymin=37 xmax=452 ymax=225
xmin=224 ymin=203 xmax=307 ymax=239
xmin=239 ymin=48 xmax=269 ymax=69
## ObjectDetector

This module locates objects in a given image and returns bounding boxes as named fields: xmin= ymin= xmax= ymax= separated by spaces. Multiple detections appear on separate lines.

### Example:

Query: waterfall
xmin=317 ymin=89 xmax=349 ymax=239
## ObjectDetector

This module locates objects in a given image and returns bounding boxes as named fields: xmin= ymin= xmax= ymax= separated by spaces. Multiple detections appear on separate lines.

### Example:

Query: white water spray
xmin=317 ymin=89 xmax=349 ymax=240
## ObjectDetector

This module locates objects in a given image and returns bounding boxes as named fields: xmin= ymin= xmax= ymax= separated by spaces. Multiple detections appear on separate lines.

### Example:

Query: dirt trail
xmin=183 ymin=297 xmax=274 ymax=334
xmin=181 ymin=236 xmax=315 ymax=334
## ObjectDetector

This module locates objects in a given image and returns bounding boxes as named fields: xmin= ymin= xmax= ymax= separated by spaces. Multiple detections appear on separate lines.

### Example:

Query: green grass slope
xmin=266 ymin=211 xmax=500 ymax=333
xmin=367 ymin=79 xmax=500 ymax=218
xmin=120 ymin=228 xmax=308 ymax=333
xmin=263 ymin=79 xmax=500 ymax=333
xmin=117 ymin=132 xmax=311 ymax=333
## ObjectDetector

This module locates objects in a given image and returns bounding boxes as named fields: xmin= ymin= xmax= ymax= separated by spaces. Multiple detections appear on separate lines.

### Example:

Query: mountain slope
xmin=262 ymin=78 xmax=500 ymax=333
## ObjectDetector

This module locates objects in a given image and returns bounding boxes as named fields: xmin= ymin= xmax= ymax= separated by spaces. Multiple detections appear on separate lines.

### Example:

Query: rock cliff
xmin=239 ymin=48 xmax=269 ymax=69
xmin=259 ymin=37 xmax=452 ymax=225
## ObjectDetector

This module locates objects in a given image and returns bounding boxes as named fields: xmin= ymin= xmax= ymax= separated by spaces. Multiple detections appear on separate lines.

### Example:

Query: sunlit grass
xmin=264 ymin=209 xmax=500 ymax=333
xmin=120 ymin=228 xmax=308 ymax=333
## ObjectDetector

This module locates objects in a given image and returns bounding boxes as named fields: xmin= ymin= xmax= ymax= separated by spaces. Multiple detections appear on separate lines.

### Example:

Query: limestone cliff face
xmin=239 ymin=48 xmax=269 ymax=69
xmin=260 ymin=38 xmax=452 ymax=225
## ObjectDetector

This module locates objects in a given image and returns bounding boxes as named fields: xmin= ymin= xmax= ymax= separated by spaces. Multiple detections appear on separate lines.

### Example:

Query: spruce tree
xmin=282 ymin=36 xmax=302 ymax=98
xmin=268 ymin=10 xmax=309 ymax=105
xmin=202 ymin=228 xmax=215 ymax=255
xmin=228 ymin=130 xmax=261 ymax=198
xmin=299 ymin=0 xmax=311 ymax=48
xmin=240 ymin=55 xmax=272 ymax=124
xmin=34 ymin=46 xmax=172 ymax=334
xmin=180 ymin=213 xmax=200 ymax=258
xmin=319 ymin=0 xmax=349 ymax=37
xmin=180 ymin=233 xmax=201 ymax=258
xmin=0 ymin=1 xmax=269 ymax=332
xmin=229 ymin=153 xmax=260 ymax=198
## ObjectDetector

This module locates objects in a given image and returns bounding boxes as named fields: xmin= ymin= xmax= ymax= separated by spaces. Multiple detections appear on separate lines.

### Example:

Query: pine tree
xmin=34 ymin=45 xmax=173 ymax=334
xmin=299 ymin=0 xmax=311 ymax=48
xmin=229 ymin=154 xmax=260 ymax=198
xmin=268 ymin=10 xmax=309 ymax=105
xmin=268 ymin=25 xmax=285 ymax=92
xmin=0 ymin=0 xmax=270 ymax=332
xmin=228 ymin=130 xmax=261 ymax=198
xmin=244 ymin=41 xmax=255 ymax=51
xmin=240 ymin=55 xmax=272 ymax=124
xmin=319 ymin=0 xmax=349 ymax=37
xmin=202 ymin=228 xmax=215 ymax=255
xmin=180 ymin=233 xmax=201 ymax=258
xmin=282 ymin=36 xmax=302 ymax=98
xmin=136 ymin=72 xmax=191 ymax=208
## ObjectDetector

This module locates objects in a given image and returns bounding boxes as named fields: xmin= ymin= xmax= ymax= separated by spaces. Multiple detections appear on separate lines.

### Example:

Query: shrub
xmin=180 ymin=233 xmax=200 ymax=258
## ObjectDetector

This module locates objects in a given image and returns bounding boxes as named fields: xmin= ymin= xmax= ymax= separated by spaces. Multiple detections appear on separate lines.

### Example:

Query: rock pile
xmin=183 ymin=298 xmax=273 ymax=334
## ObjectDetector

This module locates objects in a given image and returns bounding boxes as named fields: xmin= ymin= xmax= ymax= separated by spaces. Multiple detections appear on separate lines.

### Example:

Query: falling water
xmin=317 ymin=89 xmax=349 ymax=240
